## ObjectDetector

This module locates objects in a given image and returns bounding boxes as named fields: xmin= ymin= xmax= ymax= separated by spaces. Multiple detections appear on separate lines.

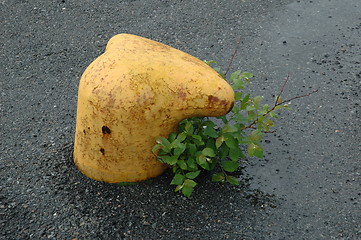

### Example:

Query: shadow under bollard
xmin=45 ymin=142 xmax=281 ymax=239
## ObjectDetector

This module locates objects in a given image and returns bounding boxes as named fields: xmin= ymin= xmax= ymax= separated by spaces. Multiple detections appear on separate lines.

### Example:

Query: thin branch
xmin=241 ymin=74 xmax=318 ymax=131
xmin=275 ymin=89 xmax=319 ymax=106
xmin=274 ymin=73 xmax=290 ymax=107
xmin=224 ymin=37 xmax=242 ymax=77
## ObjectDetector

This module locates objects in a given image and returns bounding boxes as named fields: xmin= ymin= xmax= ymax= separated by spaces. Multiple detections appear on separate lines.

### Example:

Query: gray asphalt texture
xmin=1 ymin=0 xmax=360 ymax=239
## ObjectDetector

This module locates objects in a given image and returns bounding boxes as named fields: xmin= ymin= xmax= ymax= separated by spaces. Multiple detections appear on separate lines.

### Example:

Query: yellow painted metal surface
xmin=73 ymin=33 xmax=235 ymax=183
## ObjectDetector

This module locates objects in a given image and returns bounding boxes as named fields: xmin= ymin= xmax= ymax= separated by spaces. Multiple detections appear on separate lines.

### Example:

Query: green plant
xmin=152 ymin=61 xmax=317 ymax=197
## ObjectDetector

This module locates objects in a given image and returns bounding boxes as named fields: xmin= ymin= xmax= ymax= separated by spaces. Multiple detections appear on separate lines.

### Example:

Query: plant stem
xmin=225 ymin=38 xmax=242 ymax=77
xmin=274 ymin=73 xmax=290 ymax=106
xmin=242 ymin=85 xmax=318 ymax=131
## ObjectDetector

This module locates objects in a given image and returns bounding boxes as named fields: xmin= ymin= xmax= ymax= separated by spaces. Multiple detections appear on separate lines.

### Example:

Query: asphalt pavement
xmin=1 ymin=0 xmax=360 ymax=239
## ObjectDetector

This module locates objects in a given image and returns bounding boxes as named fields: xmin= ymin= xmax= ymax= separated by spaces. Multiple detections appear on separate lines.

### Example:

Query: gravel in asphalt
xmin=1 ymin=0 xmax=360 ymax=239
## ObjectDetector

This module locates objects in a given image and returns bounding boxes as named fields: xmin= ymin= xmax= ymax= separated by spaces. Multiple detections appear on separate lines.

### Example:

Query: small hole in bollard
xmin=102 ymin=126 xmax=111 ymax=134
xmin=100 ymin=148 xmax=105 ymax=155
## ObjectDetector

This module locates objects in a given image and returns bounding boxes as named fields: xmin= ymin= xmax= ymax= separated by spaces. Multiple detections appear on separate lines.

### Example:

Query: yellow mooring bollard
xmin=73 ymin=34 xmax=235 ymax=183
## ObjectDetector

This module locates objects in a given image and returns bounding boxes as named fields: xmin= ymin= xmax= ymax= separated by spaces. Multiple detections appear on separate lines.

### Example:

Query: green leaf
xmin=259 ymin=104 xmax=269 ymax=115
xmin=275 ymin=96 xmax=283 ymax=105
xmin=229 ymin=147 xmax=243 ymax=161
xmin=156 ymin=137 xmax=171 ymax=150
xmin=185 ymin=171 xmax=201 ymax=179
xmin=160 ymin=155 xmax=178 ymax=165
xmin=187 ymin=143 xmax=197 ymax=156
xmin=237 ymin=134 xmax=250 ymax=144
xmin=174 ymin=184 xmax=183 ymax=192
xmin=184 ymin=179 xmax=197 ymax=188
xmin=247 ymin=143 xmax=263 ymax=158
xmin=216 ymin=136 xmax=224 ymax=149
xmin=176 ymin=132 xmax=187 ymax=142
xmin=233 ymin=78 xmax=245 ymax=90
xmin=230 ymin=70 xmax=241 ymax=81
xmin=235 ymin=92 xmax=243 ymax=101
xmin=177 ymin=160 xmax=188 ymax=170
xmin=265 ymin=118 xmax=274 ymax=128
xmin=196 ymin=154 xmax=207 ymax=165
xmin=234 ymin=113 xmax=248 ymax=124
xmin=202 ymin=148 xmax=216 ymax=157
xmin=246 ymin=105 xmax=256 ymax=111
xmin=185 ymin=122 xmax=194 ymax=134
xmin=226 ymin=176 xmax=240 ymax=185
xmin=231 ymin=106 xmax=240 ymax=114
xmin=204 ymin=120 xmax=216 ymax=128
xmin=204 ymin=126 xmax=219 ymax=138
xmin=225 ymin=135 xmax=238 ymax=149
xmin=239 ymin=72 xmax=254 ymax=81
xmin=254 ymin=145 xmax=264 ymax=158
xmin=192 ymin=135 xmax=204 ymax=145
xmin=169 ymin=156 xmax=179 ymax=165
xmin=158 ymin=148 xmax=168 ymax=155
xmin=168 ymin=132 xmax=177 ymax=142
xmin=219 ymin=144 xmax=230 ymax=160
xmin=181 ymin=179 xmax=197 ymax=197
xmin=250 ymin=130 xmax=263 ymax=143
xmin=221 ymin=161 xmax=239 ymax=172
xmin=247 ymin=143 xmax=256 ymax=157
xmin=204 ymin=60 xmax=217 ymax=66
xmin=151 ymin=144 xmax=162 ymax=153
xmin=240 ymin=72 xmax=254 ymax=78
xmin=253 ymin=96 xmax=263 ymax=109
xmin=197 ymin=154 xmax=210 ymax=170
xmin=275 ymin=104 xmax=291 ymax=110
xmin=241 ymin=93 xmax=250 ymax=104
xmin=186 ymin=158 xmax=197 ymax=169
xmin=212 ymin=173 xmax=225 ymax=182
xmin=230 ymin=70 xmax=246 ymax=89
xmin=181 ymin=186 xmax=193 ymax=197
xmin=206 ymin=138 xmax=216 ymax=149
xmin=171 ymin=174 xmax=185 ymax=185
xmin=174 ymin=143 xmax=186 ymax=156
xmin=208 ymin=158 xmax=217 ymax=170
xmin=222 ymin=124 xmax=238 ymax=133
xmin=269 ymin=111 xmax=278 ymax=118
xmin=247 ymin=110 xmax=257 ymax=120
xmin=213 ymin=67 xmax=221 ymax=73
xmin=257 ymin=115 xmax=265 ymax=125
